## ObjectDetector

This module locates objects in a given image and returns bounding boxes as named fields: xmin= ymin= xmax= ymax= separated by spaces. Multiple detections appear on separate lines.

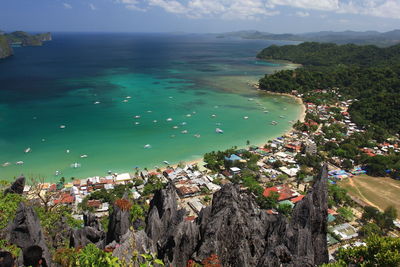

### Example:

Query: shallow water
xmin=0 ymin=33 xmax=301 ymax=181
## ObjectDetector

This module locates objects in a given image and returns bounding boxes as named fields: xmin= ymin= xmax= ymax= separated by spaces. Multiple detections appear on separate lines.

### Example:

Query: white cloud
xmin=63 ymin=2 xmax=72 ymax=9
xmin=296 ymin=11 xmax=310 ymax=17
xmin=89 ymin=3 xmax=96 ymax=10
xmin=115 ymin=0 xmax=400 ymax=20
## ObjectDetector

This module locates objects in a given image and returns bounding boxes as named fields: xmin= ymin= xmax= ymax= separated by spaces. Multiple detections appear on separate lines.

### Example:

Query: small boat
xmin=264 ymin=110 xmax=269 ymax=113
xmin=216 ymin=128 xmax=224 ymax=134
xmin=80 ymin=154 xmax=88 ymax=158
xmin=71 ymin=162 xmax=81 ymax=168
xmin=41 ymin=139 xmax=46 ymax=142
xmin=60 ymin=125 xmax=66 ymax=129
xmin=173 ymin=126 xmax=179 ymax=129
xmin=248 ymin=98 xmax=254 ymax=101
xmin=211 ymin=114 xmax=216 ymax=118
xmin=24 ymin=147 xmax=31 ymax=153
xmin=147 ymin=110 xmax=152 ymax=113
xmin=181 ymin=130 xmax=188 ymax=134
xmin=181 ymin=122 xmax=187 ymax=126
xmin=2 ymin=162 xmax=11 ymax=167
xmin=135 ymin=122 xmax=140 ymax=125
xmin=271 ymin=121 xmax=278 ymax=125
xmin=192 ymin=111 xmax=196 ymax=114
xmin=243 ymin=116 xmax=249 ymax=120
xmin=169 ymin=96 xmax=173 ymax=99
xmin=16 ymin=161 xmax=24 ymax=165
xmin=214 ymin=105 xmax=219 ymax=108
xmin=280 ymin=115 xmax=285 ymax=118
xmin=55 ymin=170 xmax=60 ymax=176
xmin=153 ymin=120 xmax=158 ymax=123
xmin=33 ymin=116 xmax=37 ymax=120
xmin=94 ymin=101 xmax=101 ymax=105
xmin=215 ymin=122 xmax=222 ymax=126
xmin=144 ymin=144 xmax=152 ymax=149
xmin=134 ymin=115 xmax=141 ymax=119
xmin=170 ymin=135 xmax=176 ymax=138
xmin=194 ymin=134 xmax=201 ymax=138
xmin=186 ymin=114 xmax=192 ymax=117
xmin=166 ymin=118 xmax=173 ymax=122
xmin=163 ymin=161 xmax=170 ymax=165
xmin=126 ymin=96 xmax=132 ymax=99
xmin=122 ymin=99 xmax=128 ymax=103
xmin=66 ymin=149 xmax=70 ymax=153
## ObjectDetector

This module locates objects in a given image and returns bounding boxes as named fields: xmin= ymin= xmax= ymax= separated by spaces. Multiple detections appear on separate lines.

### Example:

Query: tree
xmin=29 ymin=177 xmax=61 ymax=212
xmin=326 ymin=235 xmax=400 ymax=267
xmin=359 ymin=223 xmax=383 ymax=238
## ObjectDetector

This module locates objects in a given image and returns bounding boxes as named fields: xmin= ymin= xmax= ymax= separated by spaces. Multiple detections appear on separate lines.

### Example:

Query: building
xmin=263 ymin=184 xmax=298 ymax=201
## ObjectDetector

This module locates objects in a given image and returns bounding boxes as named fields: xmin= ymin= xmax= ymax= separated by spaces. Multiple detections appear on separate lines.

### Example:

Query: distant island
xmin=0 ymin=30 xmax=52 ymax=59
xmin=216 ymin=29 xmax=400 ymax=47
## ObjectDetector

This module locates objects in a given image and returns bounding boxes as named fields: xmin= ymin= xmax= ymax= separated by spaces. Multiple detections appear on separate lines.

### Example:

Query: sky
xmin=1 ymin=0 xmax=400 ymax=33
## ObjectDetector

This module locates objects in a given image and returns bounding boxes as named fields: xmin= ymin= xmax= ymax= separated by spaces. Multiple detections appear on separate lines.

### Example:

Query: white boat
xmin=194 ymin=134 xmax=201 ymax=138
xmin=181 ymin=130 xmax=188 ymax=134
xmin=94 ymin=101 xmax=101 ymax=105
xmin=60 ymin=125 xmax=66 ymax=129
xmin=248 ymin=98 xmax=254 ymax=101
xmin=66 ymin=149 xmax=70 ymax=153
xmin=122 ymin=99 xmax=128 ymax=103
xmin=153 ymin=120 xmax=158 ymax=123
xmin=55 ymin=170 xmax=60 ymax=176
xmin=243 ymin=116 xmax=249 ymax=120
xmin=271 ymin=121 xmax=278 ymax=125
xmin=144 ymin=144 xmax=152 ymax=149
xmin=215 ymin=128 xmax=224 ymax=134
xmin=134 ymin=115 xmax=141 ymax=119
xmin=163 ymin=161 xmax=170 ymax=165
xmin=24 ymin=147 xmax=31 ymax=153
xmin=16 ymin=161 xmax=24 ymax=165
xmin=181 ymin=122 xmax=187 ymax=125
xmin=80 ymin=154 xmax=88 ymax=158
xmin=41 ymin=139 xmax=46 ymax=142
xmin=211 ymin=114 xmax=216 ymax=118
xmin=71 ymin=162 xmax=81 ymax=168
xmin=147 ymin=110 xmax=152 ymax=113
xmin=166 ymin=118 xmax=173 ymax=122
xmin=135 ymin=122 xmax=140 ymax=125
xmin=2 ymin=162 xmax=11 ymax=167
xmin=126 ymin=96 xmax=132 ymax=99
xmin=264 ymin=110 xmax=269 ymax=113
xmin=186 ymin=114 xmax=192 ymax=117
xmin=173 ymin=126 xmax=179 ymax=129
xmin=280 ymin=115 xmax=285 ymax=118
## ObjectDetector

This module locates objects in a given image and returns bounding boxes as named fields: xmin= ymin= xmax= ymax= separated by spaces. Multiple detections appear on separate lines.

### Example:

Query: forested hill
xmin=257 ymin=42 xmax=400 ymax=135
xmin=257 ymin=42 xmax=400 ymax=67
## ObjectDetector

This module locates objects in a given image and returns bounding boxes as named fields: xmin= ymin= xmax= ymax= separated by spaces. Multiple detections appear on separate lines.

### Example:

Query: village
xmin=19 ymin=87 xmax=400 ymax=263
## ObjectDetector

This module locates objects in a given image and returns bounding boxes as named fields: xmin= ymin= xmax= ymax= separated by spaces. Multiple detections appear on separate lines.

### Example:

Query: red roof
xmin=87 ymin=199 xmax=102 ymax=208
xmin=54 ymin=193 xmax=74 ymax=204
xmin=263 ymin=185 xmax=296 ymax=201
xmin=328 ymin=209 xmax=338 ymax=215
xmin=290 ymin=195 xmax=305 ymax=204
xmin=184 ymin=216 xmax=196 ymax=221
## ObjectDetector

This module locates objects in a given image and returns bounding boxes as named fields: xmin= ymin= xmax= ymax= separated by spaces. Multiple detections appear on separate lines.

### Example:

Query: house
xmin=230 ymin=167 xmax=241 ymax=175
xmin=290 ymin=194 xmax=304 ymax=204
xmin=224 ymin=154 xmax=243 ymax=162
xmin=279 ymin=166 xmax=299 ymax=177
xmin=263 ymin=184 xmax=297 ymax=201
xmin=188 ymin=198 xmax=205 ymax=214
xmin=332 ymin=223 xmax=358 ymax=240
xmin=54 ymin=193 xmax=75 ymax=205
xmin=115 ymin=173 xmax=131 ymax=184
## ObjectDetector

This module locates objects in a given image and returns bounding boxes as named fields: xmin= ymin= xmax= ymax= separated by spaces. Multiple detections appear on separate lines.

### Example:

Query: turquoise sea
xmin=0 ymin=33 xmax=301 ymax=181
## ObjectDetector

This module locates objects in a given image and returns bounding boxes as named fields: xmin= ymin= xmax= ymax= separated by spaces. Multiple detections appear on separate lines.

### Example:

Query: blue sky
xmin=1 ymin=0 xmax=400 ymax=33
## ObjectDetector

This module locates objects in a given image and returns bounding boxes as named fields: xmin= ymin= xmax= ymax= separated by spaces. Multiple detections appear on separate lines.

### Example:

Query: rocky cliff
xmin=129 ymin=165 xmax=329 ymax=267
xmin=0 ymin=35 xmax=13 ymax=59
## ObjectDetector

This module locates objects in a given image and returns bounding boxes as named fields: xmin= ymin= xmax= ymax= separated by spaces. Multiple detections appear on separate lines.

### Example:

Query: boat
xmin=71 ymin=162 xmax=81 ymax=168
xmin=181 ymin=122 xmax=187 ymax=126
xmin=163 ymin=161 xmax=170 ymax=165
xmin=126 ymin=96 xmax=132 ymax=99
xmin=80 ymin=154 xmax=88 ymax=158
xmin=66 ymin=149 xmax=70 ymax=153
xmin=94 ymin=101 xmax=101 ymax=105
xmin=55 ymin=170 xmax=60 ymax=176
xmin=16 ymin=161 xmax=24 ymax=165
xmin=173 ymin=126 xmax=179 ymax=129
xmin=211 ymin=114 xmax=216 ymax=118
xmin=166 ymin=118 xmax=173 ymax=122
xmin=243 ymin=116 xmax=249 ymax=120
xmin=122 ymin=99 xmax=128 ymax=103
xmin=215 ymin=128 xmax=224 ymax=134
xmin=2 ymin=162 xmax=11 ymax=167
xmin=194 ymin=134 xmax=201 ymax=138
xmin=271 ymin=121 xmax=278 ymax=125
xmin=41 ymin=139 xmax=46 ymax=142
xmin=147 ymin=110 xmax=152 ymax=113
xmin=135 ymin=122 xmax=140 ymax=125
xmin=248 ymin=98 xmax=254 ymax=101
xmin=134 ymin=115 xmax=141 ymax=119
xmin=186 ymin=114 xmax=192 ymax=117
xmin=60 ymin=125 xmax=66 ymax=129
xmin=181 ymin=130 xmax=188 ymax=134
xmin=153 ymin=120 xmax=158 ymax=123
xmin=24 ymin=147 xmax=31 ymax=153
xmin=280 ymin=115 xmax=285 ymax=118
xmin=144 ymin=144 xmax=152 ymax=149
xmin=264 ymin=110 xmax=269 ymax=113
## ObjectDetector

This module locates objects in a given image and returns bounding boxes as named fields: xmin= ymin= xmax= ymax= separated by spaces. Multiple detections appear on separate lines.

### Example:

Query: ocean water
xmin=0 ymin=33 xmax=301 ymax=181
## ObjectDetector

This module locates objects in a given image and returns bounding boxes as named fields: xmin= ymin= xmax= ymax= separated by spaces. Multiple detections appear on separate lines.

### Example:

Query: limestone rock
xmin=106 ymin=200 xmax=131 ymax=244
xmin=7 ymin=202 xmax=52 ymax=266
xmin=4 ymin=176 xmax=25 ymax=195
xmin=70 ymin=212 xmax=105 ymax=249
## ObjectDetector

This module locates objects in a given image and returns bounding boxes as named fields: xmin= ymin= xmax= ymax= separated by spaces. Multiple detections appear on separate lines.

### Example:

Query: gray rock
xmin=7 ymin=202 xmax=52 ymax=266
xmin=106 ymin=200 xmax=131 ymax=244
xmin=4 ymin=176 xmax=25 ymax=195
xmin=70 ymin=212 xmax=105 ymax=249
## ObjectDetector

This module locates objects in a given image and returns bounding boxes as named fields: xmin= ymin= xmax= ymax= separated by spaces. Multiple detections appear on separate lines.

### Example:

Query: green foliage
xmin=257 ymin=191 xmax=279 ymax=210
xmin=277 ymin=203 xmax=293 ymax=216
xmin=0 ymin=193 xmax=24 ymax=229
xmin=80 ymin=184 xmax=134 ymax=211
xmin=54 ymin=244 xmax=122 ymax=267
xmin=337 ymin=207 xmax=354 ymax=222
xmin=130 ymin=203 xmax=145 ymax=223
xmin=143 ymin=175 xmax=164 ymax=196
xmin=363 ymin=154 xmax=400 ymax=177
xmin=328 ymin=184 xmax=351 ymax=208
xmin=329 ymin=235 xmax=400 ymax=267
xmin=0 ymin=239 xmax=21 ymax=258
xmin=359 ymin=223 xmax=383 ymax=238
xmin=361 ymin=205 xmax=398 ymax=232
xmin=139 ymin=253 xmax=164 ymax=267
